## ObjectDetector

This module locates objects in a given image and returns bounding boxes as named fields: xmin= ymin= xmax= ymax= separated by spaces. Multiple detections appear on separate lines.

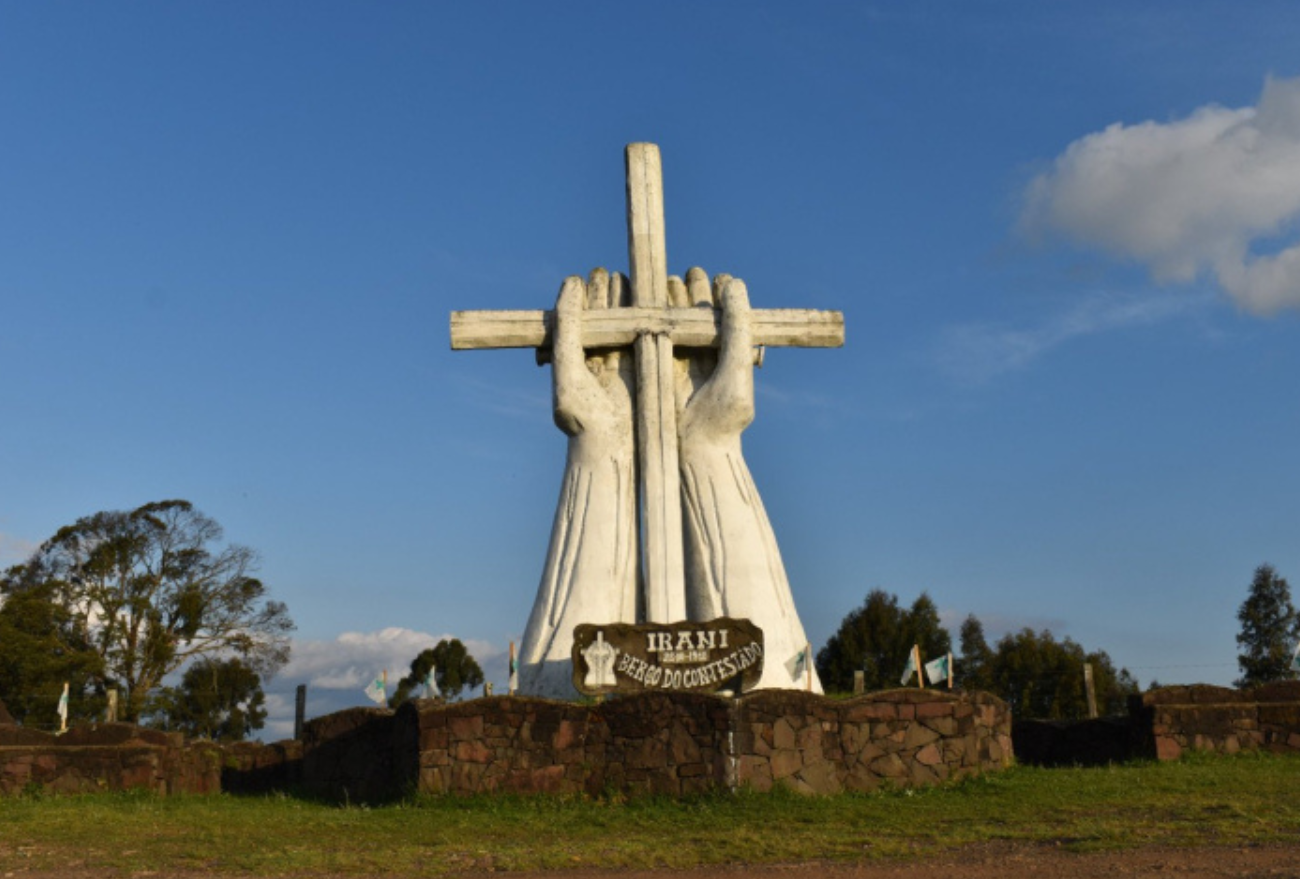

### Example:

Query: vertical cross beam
xmin=625 ymin=143 xmax=685 ymax=623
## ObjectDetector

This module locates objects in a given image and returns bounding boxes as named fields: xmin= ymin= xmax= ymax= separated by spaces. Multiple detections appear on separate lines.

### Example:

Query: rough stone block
xmin=869 ymin=752 xmax=907 ymax=779
xmin=796 ymin=759 xmax=841 ymax=795
xmin=914 ymin=743 xmax=942 ymax=766
xmin=903 ymin=723 xmax=940 ymax=750
xmin=773 ymin=718 xmax=797 ymax=750
xmin=447 ymin=714 xmax=484 ymax=740
xmin=770 ymin=748 xmax=802 ymax=780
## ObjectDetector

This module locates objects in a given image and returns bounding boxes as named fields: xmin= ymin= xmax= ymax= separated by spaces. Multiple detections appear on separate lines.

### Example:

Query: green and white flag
xmin=56 ymin=683 xmax=69 ymax=728
xmin=508 ymin=654 xmax=518 ymax=694
xmin=900 ymin=649 xmax=918 ymax=686
xmin=364 ymin=673 xmax=387 ymax=705
xmin=924 ymin=654 xmax=951 ymax=686
xmin=424 ymin=665 xmax=440 ymax=699
xmin=785 ymin=647 xmax=808 ymax=681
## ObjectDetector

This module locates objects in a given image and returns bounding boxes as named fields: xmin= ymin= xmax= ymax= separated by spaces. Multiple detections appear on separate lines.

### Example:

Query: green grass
xmin=3 ymin=752 xmax=1299 ymax=875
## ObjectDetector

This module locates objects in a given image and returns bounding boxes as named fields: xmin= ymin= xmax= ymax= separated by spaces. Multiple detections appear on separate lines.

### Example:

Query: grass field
xmin=2 ymin=752 xmax=1299 ymax=875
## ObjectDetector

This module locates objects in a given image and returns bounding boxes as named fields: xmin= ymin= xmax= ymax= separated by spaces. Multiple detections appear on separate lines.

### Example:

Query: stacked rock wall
xmin=409 ymin=691 xmax=730 ymax=798
xmin=289 ymin=689 xmax=1010 ymax=801
xmin=1129 ymin=681 xmax=1300 ymax=760
xmin=0 ymin=723 xmax=221 ymax=795
xmin=3 ymin=690 xmax=1013 ymax=799
xmin=736 ymin=689 xmax=1011 ymax=793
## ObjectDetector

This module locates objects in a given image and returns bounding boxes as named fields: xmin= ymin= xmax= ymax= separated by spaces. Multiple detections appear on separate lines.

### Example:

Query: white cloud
xmin=1021 ymin=76 xmax=1300 ymax=314
xmin=935 ymin=289 xmax=1204 ymax=383
xmin=279 ymin=627 xmax=500 ymax=692
xmin=256 ymin=627 xmax=504 ymax=741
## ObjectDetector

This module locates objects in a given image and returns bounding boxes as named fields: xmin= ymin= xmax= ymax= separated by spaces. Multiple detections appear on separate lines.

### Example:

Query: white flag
xmin=363 ymin=674 xmax=387 ymax=705
xmin=785 ymin=647 xmax=808 ymax=681
xmin=425 ymin=665 xmax=440 ymax=699
xmin=924 ymin=654 xmax=952 ymax=686
xmin=57 ymin=683 xmax=69 ymax=726
xmin=900 ymin=649 xmax=918 ymax=686
xmin=1292 ymin=642 xmax=1300 ymax=672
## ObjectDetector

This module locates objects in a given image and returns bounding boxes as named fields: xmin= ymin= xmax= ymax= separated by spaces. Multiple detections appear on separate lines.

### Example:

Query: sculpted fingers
xmin=668 ymin=275 xmax=690 ymax=308
xmin=587 ymin=268 xmax=611 ymax=310
xmin=718 ymin=278 xmax=754 ymax=372
xmin=556 ymin=275 xmax=587 ymax=316
xmin=686 ymin=267 xmax=712 ymax=307
xmin=711 ymin=273 xmax=733 ymax=305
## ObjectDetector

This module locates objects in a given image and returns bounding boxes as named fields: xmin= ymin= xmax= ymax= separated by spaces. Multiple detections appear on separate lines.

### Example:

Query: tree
xmin=815 ymin=590 xmax=951 ymax=692
xmin=390 ymin=638 xmax=484 ymax=706
xmin=987 ymin=627 xmax=1137 ymax=720
xmin=957 ymin=614 xmax=994 ymax=692
xmin=2 ymin=500 xmax=294 ymax=721
xmin=148 ymin=657 xmax=267 ymax=741
xmin=0 ymin=579 xmax=104 ymax=727
xmin=1236 ymin=564 xmax=1300 ymax=687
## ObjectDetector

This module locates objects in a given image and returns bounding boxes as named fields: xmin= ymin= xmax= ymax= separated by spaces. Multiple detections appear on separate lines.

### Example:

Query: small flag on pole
xmin=425 ymin=664 xmax=440 ymax=699
xmin=900 ymin=647 xmax=918 ymax=686
xmin=57 ymin=682 xmax=69 ymax=733
xmin=785 ymin=646 xmax=808 ymax=682
xmin=508 ymin=641 xmax=518 ymax=695
xmin=924 ymin=653 xmax=952 ymax=687
xmin=364 ymin=672 xmax=387 ymax=705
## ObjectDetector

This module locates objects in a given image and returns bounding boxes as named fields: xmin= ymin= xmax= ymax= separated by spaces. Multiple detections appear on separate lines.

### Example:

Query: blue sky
xmin=3 ymin=3 xmax=1300 ymax=738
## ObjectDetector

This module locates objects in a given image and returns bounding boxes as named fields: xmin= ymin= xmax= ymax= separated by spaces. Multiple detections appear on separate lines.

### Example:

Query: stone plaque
xmin=571 ymin=617 xmax=764 ymax=696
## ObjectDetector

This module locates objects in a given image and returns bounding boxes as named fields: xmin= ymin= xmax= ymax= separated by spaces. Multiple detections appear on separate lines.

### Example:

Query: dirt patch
xmin=6 ymin=842 xmax=1300 ymax=878
xmin=496 ymin=843 xmax=1299 ymax=878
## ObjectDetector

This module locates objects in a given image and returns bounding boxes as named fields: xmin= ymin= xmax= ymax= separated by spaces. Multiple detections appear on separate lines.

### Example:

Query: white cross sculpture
xmin=450 ymin=143 xmax=844 ymax=623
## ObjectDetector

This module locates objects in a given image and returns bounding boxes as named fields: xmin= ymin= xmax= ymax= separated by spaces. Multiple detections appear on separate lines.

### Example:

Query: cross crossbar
xmin=449 ymin=306 xmax=845 ymax=352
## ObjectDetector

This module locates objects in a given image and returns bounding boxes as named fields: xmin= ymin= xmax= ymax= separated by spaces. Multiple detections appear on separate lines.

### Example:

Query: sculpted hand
xmin=552 ymin=269 xmax=635 ymax=449
xmin=674 ymin=269 xmax=756 ymax=445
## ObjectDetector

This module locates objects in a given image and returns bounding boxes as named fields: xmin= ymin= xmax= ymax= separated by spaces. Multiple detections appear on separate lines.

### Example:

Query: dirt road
xmin=490 ymin=843 xmax=1300 ymax=879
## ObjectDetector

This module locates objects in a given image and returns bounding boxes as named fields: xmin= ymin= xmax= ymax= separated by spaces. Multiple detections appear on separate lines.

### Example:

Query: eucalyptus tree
xmin=2 ymin=499 xmax=293 ymax=721
xmin=1236 ymin=564 xmax=1300 ymax=687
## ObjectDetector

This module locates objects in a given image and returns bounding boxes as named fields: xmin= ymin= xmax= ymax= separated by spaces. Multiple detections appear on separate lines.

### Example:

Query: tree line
xmin=814 ymin=590 xmax=1139 ymax=719
xmin=5 ymin=500 xmax=1297 ymax=735
xmin=815 ymin=562 xmax=1300 ymax=719
xmin=0 ymin=499 xmax=490 ymax=741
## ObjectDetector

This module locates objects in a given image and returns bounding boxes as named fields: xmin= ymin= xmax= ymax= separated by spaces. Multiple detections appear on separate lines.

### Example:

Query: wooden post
xmin=946 ymin=652 xmax=954 ymax=690
xmin=106 ymin=689 xmax=118 ymax=724
xmin=294 ymin=684 xmax=307 ymax=741
xmin=1084 ymin=662 xmax=1098 ymax=718
xmin=508 ymin=641 xmax=517 ymax=696
xmin=853 ymin=670 xmax=865 ymax=695
xmin=914 ymin=645 xmax=924 ymax=689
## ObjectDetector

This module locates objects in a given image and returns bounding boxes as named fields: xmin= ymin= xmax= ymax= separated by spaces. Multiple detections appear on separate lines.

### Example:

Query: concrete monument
xmin=451 ymin=144 xmax=843 ymax=697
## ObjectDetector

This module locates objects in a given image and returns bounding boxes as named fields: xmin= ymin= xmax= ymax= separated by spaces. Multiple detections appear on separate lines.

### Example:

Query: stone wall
xmin=276 ymin=689 xmax=1012 ymax=802
xmin=736 ymin=689 xmax=1011 ymax=793
xmin=220 ymin=738 xmax=304 ymax=795
xmin=1129 ymin=681 xmax=1300 ymax=760
xmin=0 ymin=723 xmax=221 ymax=795
xmin=2 ymin=690 xmax=1012 ymax=799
